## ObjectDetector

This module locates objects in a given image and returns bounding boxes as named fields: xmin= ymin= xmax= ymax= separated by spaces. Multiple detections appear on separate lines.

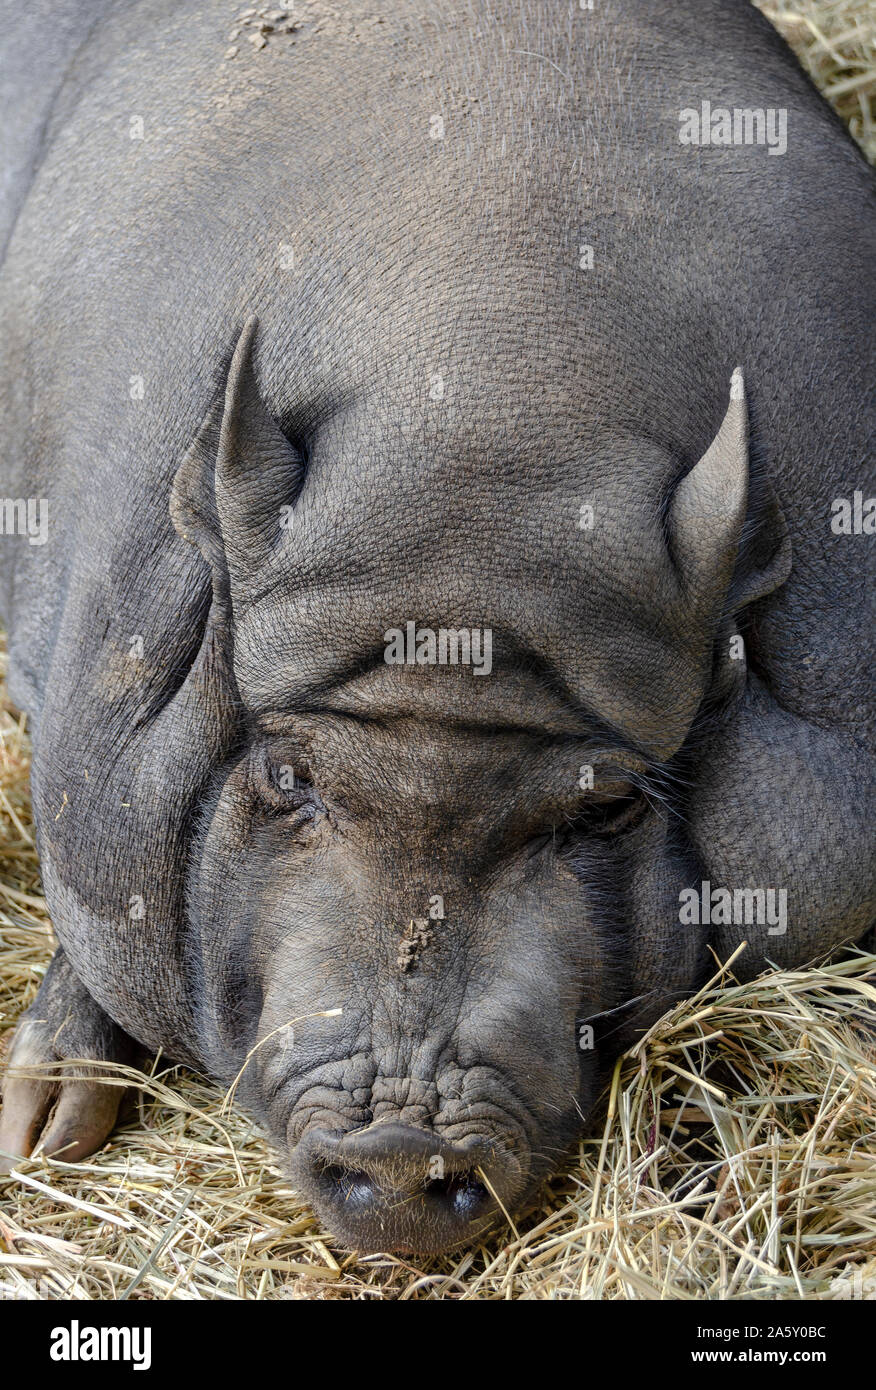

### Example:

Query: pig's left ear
xmin=666 ymin=369 xmax=791 ymax=622
xmin=171 ymin=316 xmax=306 ymax=596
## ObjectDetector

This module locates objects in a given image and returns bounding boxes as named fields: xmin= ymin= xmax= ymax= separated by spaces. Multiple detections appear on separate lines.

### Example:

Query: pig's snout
xmin=293 ymin=1122 xmax=511 ymax=1252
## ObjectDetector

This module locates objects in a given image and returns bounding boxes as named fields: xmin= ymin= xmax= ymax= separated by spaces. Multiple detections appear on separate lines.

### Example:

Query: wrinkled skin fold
xmin=0 ymin=0 xmax=873 ymax=1252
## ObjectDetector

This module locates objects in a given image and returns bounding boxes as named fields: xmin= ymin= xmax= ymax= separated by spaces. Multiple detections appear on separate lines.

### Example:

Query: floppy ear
xmin=172 ymin=316 xmax=306 ymax=600
xmin=667 ymin=369 xmax=791 ymax=624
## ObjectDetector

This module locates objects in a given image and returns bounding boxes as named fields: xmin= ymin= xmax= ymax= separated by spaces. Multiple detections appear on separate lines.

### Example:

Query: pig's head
xmin=160 ymin=319 xmax=795 ymax=1252
xmin=40 ymin=317 xmax=872 ymax=1256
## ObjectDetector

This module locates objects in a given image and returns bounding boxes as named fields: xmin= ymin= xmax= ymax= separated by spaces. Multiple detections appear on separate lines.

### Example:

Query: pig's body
xmin=0 ymin=0 xmax=873 ymax=1252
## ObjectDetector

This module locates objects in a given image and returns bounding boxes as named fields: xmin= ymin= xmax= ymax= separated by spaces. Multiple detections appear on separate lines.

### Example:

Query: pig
xmin=0 ymin=0 xmax=873 ymax=1254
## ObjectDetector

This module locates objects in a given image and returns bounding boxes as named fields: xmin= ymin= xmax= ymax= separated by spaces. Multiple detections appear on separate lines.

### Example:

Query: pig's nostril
xmin=425 ymin=1174 xmax=489 ymax=1220
xmin=321 ymin=1161 xmax=489 ymax=1220
xmin=320 ymin=1165 xmax=378 ymax=1211
xmin=299 ymin=1125 xmax=507 ymax=1249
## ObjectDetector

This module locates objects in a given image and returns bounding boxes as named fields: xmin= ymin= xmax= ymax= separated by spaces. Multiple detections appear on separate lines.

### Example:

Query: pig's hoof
xmin=0 ymin=949 xmax=136 ymax=1172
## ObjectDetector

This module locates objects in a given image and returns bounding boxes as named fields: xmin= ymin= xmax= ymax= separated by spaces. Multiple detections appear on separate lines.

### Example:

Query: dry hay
xmin=1 ymin=1 xmax=875 ymax=1301
xmin=757 ymin=0 xmax=875 ymax=159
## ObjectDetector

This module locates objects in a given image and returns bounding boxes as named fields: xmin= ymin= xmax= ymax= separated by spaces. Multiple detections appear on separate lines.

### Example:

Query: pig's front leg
xmin=0 ymin=947 xmax=136 ymax=1171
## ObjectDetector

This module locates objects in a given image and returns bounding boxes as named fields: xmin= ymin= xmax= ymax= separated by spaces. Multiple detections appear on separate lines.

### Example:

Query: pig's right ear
xmin=666 ymin=369 xmax=791 ymax=625
xmin=170 ymin=317 xmax=305 ymax=600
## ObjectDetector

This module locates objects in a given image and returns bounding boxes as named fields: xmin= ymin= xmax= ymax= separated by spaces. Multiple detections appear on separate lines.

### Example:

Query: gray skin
xmin=0 ymin=0 xmax=873 ymax=1254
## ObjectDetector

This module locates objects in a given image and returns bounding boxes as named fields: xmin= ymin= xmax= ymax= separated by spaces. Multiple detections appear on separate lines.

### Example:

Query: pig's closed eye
xmin=565 ymin=783 xmax=649 ymax=838
xmin=250 ymin=750 xmax=323 ymax=819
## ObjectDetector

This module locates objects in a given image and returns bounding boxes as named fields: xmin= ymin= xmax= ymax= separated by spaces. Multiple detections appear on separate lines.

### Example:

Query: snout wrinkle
xmin=278 ymin=1057 xmax=538 ymax=1253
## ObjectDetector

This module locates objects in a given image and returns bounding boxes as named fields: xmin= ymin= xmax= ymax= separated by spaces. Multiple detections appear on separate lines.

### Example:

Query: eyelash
xmin=563 ymin=785 xmax=650 ymax=838
xmin=250 ymin=749 xmax=321 ymax=819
